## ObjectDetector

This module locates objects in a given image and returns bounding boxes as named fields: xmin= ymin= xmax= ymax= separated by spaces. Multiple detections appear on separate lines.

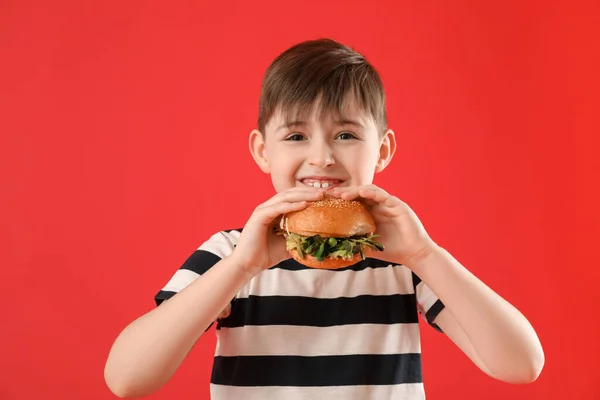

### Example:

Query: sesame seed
xmin=312 ymin=195 xmax=361 ymax=209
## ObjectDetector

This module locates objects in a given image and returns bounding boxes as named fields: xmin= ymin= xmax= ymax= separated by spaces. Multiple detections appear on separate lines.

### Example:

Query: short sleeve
xmin=154 ymin=229 xmax=242 ymax=328
xmin=412 ymin=272 xmax=445 ymax=333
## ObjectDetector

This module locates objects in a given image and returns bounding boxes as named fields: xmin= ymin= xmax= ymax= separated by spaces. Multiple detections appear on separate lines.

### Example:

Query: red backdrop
xmin=1 ymin=1 xmax=599 ymax=399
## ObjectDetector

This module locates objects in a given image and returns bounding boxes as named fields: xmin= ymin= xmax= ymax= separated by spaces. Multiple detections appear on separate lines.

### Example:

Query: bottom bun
xmin=290 ymin=248 xmax=368 ymax=270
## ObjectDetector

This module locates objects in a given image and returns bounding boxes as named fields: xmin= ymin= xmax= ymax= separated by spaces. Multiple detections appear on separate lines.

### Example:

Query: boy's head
xmin=249 ymin=38 xmax=396 ymax=193
xmin=257 ymin=38 xmax=388 ymax=136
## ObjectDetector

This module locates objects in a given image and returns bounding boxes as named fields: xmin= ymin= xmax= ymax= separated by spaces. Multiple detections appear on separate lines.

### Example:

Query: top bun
xmin=283 ymin=194 xmax=375 ymax=237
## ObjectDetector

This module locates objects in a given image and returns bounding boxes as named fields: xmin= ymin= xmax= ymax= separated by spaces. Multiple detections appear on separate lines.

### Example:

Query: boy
xmin=104 ymin=38 xmax=544 ymax=399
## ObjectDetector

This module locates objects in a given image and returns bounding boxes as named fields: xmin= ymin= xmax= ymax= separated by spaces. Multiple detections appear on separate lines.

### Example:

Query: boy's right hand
xmin=230 ymin=187 xmax=324 ymax=277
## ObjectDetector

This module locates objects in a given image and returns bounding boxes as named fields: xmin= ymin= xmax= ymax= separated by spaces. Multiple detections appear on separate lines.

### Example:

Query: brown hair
xmin=257 ymin=38 xmax=388 ymax=135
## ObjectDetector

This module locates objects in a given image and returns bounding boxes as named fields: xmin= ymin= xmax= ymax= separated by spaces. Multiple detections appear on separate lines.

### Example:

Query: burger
xmin=277 ymin=194 xmax=384 ymax=269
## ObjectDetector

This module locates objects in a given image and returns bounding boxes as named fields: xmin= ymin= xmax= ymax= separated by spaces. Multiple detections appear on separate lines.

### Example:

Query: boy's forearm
xmin=104 ymin=255 xmax=253 ymax=398
xmin=406 ymin=245 xmax=544 ymax=382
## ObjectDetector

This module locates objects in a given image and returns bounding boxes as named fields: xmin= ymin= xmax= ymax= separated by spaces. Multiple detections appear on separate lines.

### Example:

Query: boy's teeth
xmin=304 ymin=179 xmax=340 ymax=188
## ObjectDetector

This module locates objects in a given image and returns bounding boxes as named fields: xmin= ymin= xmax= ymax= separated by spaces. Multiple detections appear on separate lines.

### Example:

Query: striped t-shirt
xmin=155 ymin=229 xmax=445 ymax=400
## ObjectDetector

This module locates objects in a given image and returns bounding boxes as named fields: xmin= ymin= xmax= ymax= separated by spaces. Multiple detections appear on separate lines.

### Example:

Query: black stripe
xmin=179 ymin=230 xmax=240 ymax=275
xmin=270 ymin=257 xmax=398 ymax=272
xmin=153 ymin=250 xmax=222 ymax=305
xmin=412 ymin=272 xmax=421 ymax=287
xmin=220 ymin=294 xmax=418 ymax=328
xmin=179 ymin=249 xmax=222 ymax=275
xmin=211 ymin=354 xmax=422 ymax=386
xmin=425 ymin=299 xmax=445 ymax=332
xmin=154 ymin=290 xmax=176 ymax=306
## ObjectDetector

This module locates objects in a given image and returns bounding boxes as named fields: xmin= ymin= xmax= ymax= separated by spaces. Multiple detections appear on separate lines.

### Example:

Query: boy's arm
xmin=104 ymin=255 xmax=253 ymax=399
xmin=407 ymin=245 xmax=545 ymax=384
xmin=104 ymin=188 xmax=322 ymax=399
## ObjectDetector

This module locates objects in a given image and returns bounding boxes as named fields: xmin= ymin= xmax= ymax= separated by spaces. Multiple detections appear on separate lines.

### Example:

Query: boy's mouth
xmin=300 ymin=178 xmax=343 ymax=189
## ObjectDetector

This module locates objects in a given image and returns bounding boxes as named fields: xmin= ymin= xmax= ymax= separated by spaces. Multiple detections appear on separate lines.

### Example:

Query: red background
xmin=1 ymin=1 xmax=599 ymax=399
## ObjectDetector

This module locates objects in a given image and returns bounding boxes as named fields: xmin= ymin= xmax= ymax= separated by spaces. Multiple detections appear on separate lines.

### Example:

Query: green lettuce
xmin=285 ymin=232 xmax=384 ymax=262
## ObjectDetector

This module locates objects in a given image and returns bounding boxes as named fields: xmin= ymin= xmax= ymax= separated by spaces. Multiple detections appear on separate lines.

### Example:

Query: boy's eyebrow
xmin=275 ymin=118 xmax=364 ymax=132
xmin=276 ymin=120 xmax=308 ymax=132
xmin=333 ymin=118 xmax=364 ymax=129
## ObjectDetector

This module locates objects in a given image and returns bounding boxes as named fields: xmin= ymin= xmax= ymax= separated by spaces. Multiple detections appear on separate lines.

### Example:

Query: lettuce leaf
xmin=285 ymin=232 xmax=384 ymax=262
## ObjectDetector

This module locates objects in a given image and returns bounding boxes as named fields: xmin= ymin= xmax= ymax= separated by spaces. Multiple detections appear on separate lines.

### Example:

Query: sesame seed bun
xmin=283 ymin=195 xmax=376 ymax=238
xmin=282 ymin=194 xmax=378 ymax=270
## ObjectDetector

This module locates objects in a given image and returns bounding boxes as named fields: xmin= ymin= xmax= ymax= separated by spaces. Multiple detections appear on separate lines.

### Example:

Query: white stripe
xmin=215 ymin=323 xmax=421 ymax=356
xmin=221 ymin=229 xmax=242 ymax=244
xmin=416 ymin=280 xmax=439 ymax=313
xmin=160 ymin=230 xmax=241 ymax=293
xmin=161 ymin=269 xmax=200 ymax=293
xmin=209 ymin=383 xmax=425 ymax=400
xmin=237 ymin=264 xmax=414 ymax=299
xmin=197 ymin=230 xmax=240 ymax=258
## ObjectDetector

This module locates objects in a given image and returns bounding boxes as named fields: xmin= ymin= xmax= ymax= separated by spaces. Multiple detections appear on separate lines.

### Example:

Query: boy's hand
xmin=330 ymin=185 xmax=437 ymax=267
xmin=231 ymin=187 xmax=325 ymax=276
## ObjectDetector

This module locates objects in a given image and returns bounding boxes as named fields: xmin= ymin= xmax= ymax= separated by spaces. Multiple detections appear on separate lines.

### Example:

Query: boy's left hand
xmin=329 ymin=185 xmax=437 ymax=267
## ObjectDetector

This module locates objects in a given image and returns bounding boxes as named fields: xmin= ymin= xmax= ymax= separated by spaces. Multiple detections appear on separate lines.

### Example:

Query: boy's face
xmin=249 ymin=97 xmax=396 ymax=193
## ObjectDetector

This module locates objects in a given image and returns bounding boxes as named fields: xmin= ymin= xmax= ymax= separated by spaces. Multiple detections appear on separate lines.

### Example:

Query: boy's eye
xmin=336 ymin=132 xmax=357 ymax=140
xmin=285 ymin=133 xmax=305 ymax=141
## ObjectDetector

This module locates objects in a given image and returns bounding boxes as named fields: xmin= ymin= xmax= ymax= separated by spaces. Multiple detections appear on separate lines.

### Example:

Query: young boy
xmin=104 ymin=38 xmax=544 ymax=399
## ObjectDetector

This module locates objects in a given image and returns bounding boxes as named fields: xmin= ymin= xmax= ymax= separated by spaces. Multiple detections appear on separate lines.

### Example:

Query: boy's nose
xmin=307 ymin=143 xmax=335 ymax=168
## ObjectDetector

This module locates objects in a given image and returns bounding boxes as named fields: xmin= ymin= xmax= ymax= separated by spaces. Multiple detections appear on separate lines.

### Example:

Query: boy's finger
xmin=261 ymin=188 xmax=324 ymax=208
xmin=330 ymin=185 xmax=385 ymax=201
xmin=355 ymin=188 xmax=404 ymax=210
xmin=330 ymin=185 xmax=370 ymax=195
xmin=257 ymin=201 xmax=310 ymax=225
xmin=330 ymin=186 xmax=360 ymax=200
xmin=358 ymin=187 xmax=388 ymax=203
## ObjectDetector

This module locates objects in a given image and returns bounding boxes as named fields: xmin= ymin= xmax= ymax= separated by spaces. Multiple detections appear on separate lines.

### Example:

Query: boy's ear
xmin=375 ymin=129 xmax=397 ymax=173
xmin=249 ymin=129 xmax=270 ymax=173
